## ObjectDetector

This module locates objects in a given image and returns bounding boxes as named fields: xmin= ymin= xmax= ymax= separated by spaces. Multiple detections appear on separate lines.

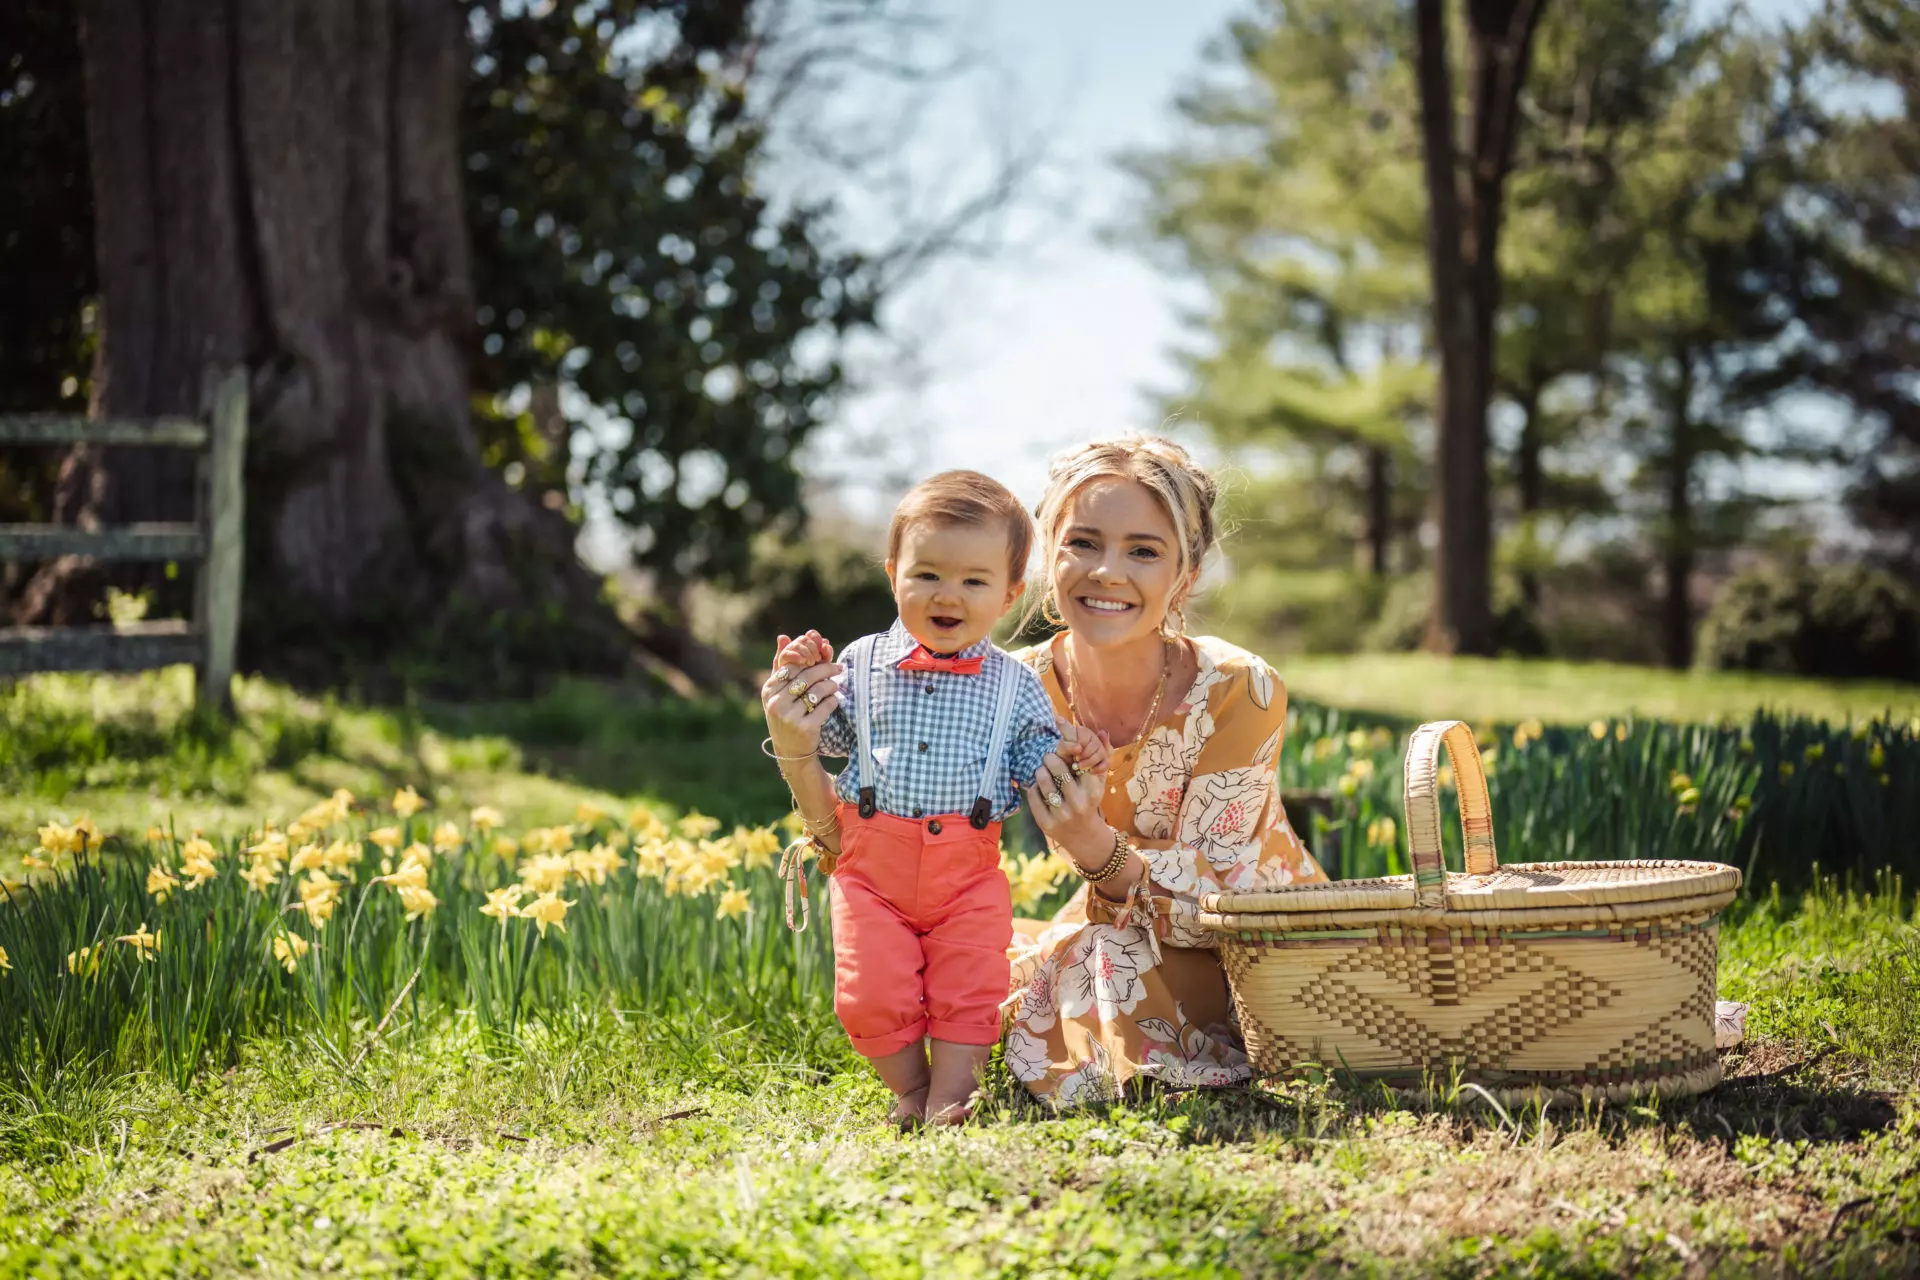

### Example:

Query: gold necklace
xmin=1061 ymin=634 xmax=1170 ymax=749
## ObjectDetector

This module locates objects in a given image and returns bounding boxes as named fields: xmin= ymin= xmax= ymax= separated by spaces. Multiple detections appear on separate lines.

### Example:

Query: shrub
xmin=740 ymin=535 xmax=898 ymax=653
xmin=1698 ymin=564 xmax=1920 ymax=683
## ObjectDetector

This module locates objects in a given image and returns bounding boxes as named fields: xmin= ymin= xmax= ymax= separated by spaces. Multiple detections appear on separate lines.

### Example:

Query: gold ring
xmin=1044 ymin=790 xmax=1063 ymax=808
xmin=773 ymin=666 xmax=796 ymax=684
xmin=803 ymin=691 xmax=820 ymax=711
xmin=787 ymin=678 xmax=809 ymax=698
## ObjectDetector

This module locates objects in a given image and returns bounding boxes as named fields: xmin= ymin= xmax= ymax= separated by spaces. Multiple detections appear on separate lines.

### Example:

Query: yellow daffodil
xmin=0 ymin=944 xmax=10 ymax=974
xmin=247 ymin=831 xmax=289 ymax=866
xmin=71 ymin=815 xmax=103 ymax=850
xmin=182 ymin=836 xmax=218 ymax=864
xmin=320 ymin=840 xmax=361 ymax=874
xmin=22 ymin=855 xmax=51 ymax=871
xmin=396 ymin=884 xmax=439 ymax=920
xmin=1805 ymin=743 xmax=1826 ymax=763
xmin=570 ymin=843 xmax=623 ymax=885
xmin=628 ymin=808 xmax=668 ymax=841
xmin=297 ymin=871 xmax=340 ymax=927
xmin=523 ymin=826 xmax=573 ymax=856
xmin=520 ymin=890 xmax=572 ymax=936
xmin=392 ymin=786 xmax=425 ymax=818
xmin=1669 ymin=772 xmax=1694 ymax=794
xmin=1437 ymin=764 xmax=1454 ymax=790
xmin=375 ymin=858 xmax=429 ymax=892
xmin=332 ymin=787 xmax=355 ymax=810
xmin=574 ymin=800 xmax=608 ymax=828
xmin=1347 ymin=758 xmax=1375 ymax=782
xmin=470 ymin=806 xmax=504 ymax=833
xmin=117 ymin=923 xmax=161 ymax=960
xmin=677 ymin=811 xmax=721 ymax=840
xmin=401 ymin=841 xmax=433 ymax=868
xmin=1589 ymin=721 xmax=1608 ymax=741
xmin=737 ymin=826 xmax=782 ymax=870
xmin=146 ymin=825 xmax=169 ymax=844
xmin=1367 ymin=816 xmax=1397 ymax=849
xmin=286 ymin=820 xmax=315 ymax=845
xmin=480 ymin=884 xmax=526 ymax=923
xmin=1677 ymin=786 xmax=1701 ymax=809
xmin=633 ymin=842 xmax=667 ymax=879
xmin=272 ymin=933 xmax=310 ymax=973
xmin=778 ymin=811 xmax=806 ymax=841
xmin=1869 ymin=742 xmax=1886 ymax=770
xmin=1780 ymin=762 xmax=1796 ymax=780
xmin=431 ymin=822 xmax=463 ymax=853
xmin=146 ymin=864 xmax=180 ymax=902
xmin=180 ymin=850 xmax=219 ymax=889
xmin=492 ymin=834 xmax=520 ymax=859
xmin=239 ymin=859 xmax=282 ymax=894
xmin=517 ymin=853 xmax=573 ymax=895
xmin=38 ymin=821 xmax=80 ymax=856
xmin=288 ymin=843 xmax=326 ymax=875
xmin=716 ymin=887 xmax=751 ymax=919
xmin=67 ymin=945 xmax=99 ymax=977
xmin=1335 ymin=773 xmax=1360 ymax=798
xmin=368 ymin=826 xmax=403 ymax=853
xmin=1615 ymin=722 xmax=1630 ymax=741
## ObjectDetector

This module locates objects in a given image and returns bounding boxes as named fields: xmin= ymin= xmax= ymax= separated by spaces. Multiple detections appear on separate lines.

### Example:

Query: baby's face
xmin=887 ymin=522 xmax=1024 ymax=654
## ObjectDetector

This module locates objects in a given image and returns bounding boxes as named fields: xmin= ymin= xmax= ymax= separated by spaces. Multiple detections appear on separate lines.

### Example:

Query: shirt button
xmin=912 ymin=807 xmax=923 ymax=818
xmin=917 ymin=742 xmax=928 ymax=752
xmin=924 ymin=683 xmax=935 ymax=695
xmin=928 ymin=819 xmax=943 ymax=835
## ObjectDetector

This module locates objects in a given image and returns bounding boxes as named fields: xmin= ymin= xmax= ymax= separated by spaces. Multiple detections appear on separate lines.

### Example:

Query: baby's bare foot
xmin=926 ymin=1096 xmax=974 ymax=1127
xmin=889 ymin=1086 xmax=930 ymax=1131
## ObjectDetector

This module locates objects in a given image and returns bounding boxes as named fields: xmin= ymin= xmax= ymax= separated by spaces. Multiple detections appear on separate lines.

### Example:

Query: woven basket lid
xmin=1203 ymin=859 xmax=1740 ymax=916
xmin=1203 ymin=720 xmax=1742 ymax=921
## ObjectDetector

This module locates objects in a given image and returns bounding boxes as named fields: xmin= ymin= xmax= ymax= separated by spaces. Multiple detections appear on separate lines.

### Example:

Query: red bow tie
xmin=898 ymin=645 xmax=984 ymax=675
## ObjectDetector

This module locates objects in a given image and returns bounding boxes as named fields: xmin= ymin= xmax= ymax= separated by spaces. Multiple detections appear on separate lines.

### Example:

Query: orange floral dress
xmin=1004 ymin=634 xmax=1326 ymax=1106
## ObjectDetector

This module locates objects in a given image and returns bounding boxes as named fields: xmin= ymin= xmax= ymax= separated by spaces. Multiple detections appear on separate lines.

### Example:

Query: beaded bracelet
xmin=1076 ymin=828 xmax=1131 ymax=884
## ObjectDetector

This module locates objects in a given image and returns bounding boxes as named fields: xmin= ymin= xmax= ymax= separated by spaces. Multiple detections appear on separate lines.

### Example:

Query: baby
xmin=764 ymin=470 xmax=1105 ymax=1126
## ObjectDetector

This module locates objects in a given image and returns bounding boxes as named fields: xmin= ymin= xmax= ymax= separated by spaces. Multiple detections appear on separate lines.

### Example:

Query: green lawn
xmin=1275 ymin=652 xmax=1920 ymax=728
xmin=3 ymin=883 xmax=1917 ymax=1277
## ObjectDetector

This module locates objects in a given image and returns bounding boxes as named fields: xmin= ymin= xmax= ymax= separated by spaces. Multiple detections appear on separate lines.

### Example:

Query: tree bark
xmin=31 ymin=0 xmax=627 ymax=691
xmin=1514 ymin=379 xmax=1544 ymax=607
xmin=1413 ymin=0 xmax=1547 ymax=655
xmin=1662 ymin=345 xmax=1696 ymax=671
xmin=1364 ymin=444 xmax=1392 ymax=576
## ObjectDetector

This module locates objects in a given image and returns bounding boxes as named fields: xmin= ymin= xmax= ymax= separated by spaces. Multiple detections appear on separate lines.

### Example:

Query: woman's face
xmin=1051 ymin=477 xmax=1191 ymax=647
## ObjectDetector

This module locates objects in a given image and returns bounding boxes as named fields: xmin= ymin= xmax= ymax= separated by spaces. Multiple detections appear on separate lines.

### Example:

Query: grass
xmin=1 ymin=883 xmax=1917 ymax=1277
xmin=1272 ymin=652 xmax=1920 ymax=727
xmin=5 ymin=664 xmax=1920 ymax=1275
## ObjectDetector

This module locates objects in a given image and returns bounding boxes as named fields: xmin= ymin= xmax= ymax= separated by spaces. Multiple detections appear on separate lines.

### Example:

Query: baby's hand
xmin=772 ymin=630 xmax=834 ymax=676
xmin=1056 ymin=718 xmax=1112 ymax=778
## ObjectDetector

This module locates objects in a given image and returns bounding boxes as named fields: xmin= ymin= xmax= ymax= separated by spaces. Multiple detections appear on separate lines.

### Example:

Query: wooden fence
xmin=0 ymin=371 xmax=248 ymax=711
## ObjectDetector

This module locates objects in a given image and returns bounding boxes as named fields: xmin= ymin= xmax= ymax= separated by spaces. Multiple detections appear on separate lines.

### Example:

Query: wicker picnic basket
xmin=1197 ymin=720 xmax=1741 ymax=1104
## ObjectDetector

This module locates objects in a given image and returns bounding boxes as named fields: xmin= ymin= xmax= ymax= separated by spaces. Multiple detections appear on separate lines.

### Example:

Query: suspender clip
xmin=858 ymin=787 xmax=877 ymax=820
xmin=969 ymin=797 xmax=992 ymax=830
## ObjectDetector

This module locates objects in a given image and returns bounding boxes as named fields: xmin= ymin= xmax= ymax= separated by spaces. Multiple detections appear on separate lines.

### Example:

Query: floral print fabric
xmin=1003 ymin=635 xmax=1325 ymax=1105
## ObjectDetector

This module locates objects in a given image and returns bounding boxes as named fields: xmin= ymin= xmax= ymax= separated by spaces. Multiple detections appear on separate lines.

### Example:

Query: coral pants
xmin=828 ymin=803 xmax=1013 ymax=1058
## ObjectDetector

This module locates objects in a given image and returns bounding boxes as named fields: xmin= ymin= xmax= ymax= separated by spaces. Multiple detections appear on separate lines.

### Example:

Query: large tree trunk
xmin=1514 ymin=379 xmax=1544 ymax=607
xmin=28 ymin=0 xmax=628 ymax=691
xmin=1413 ymin=0 xmax=1546 ymax=656
xmin=1364 ymin=444 xmax=1392 ymax=577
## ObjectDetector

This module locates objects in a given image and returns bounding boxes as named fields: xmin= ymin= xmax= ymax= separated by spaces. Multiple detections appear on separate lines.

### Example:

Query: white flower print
xmin=1055 ymin=925 xmax=1153 ymax=1021
xmin=1180 ymin=643 xmax=1228 ymax=714
xmin=1126 ymin=726 xmax=1190 ymax=840
xmin=1005 ymin=1025 xmax=1054 ymax=1083
xmin=1140 ymin=840 xmax=1200 ymax=897
xmin=1051 ymin=1048 xmax=1117 ymax=1107
xmin=1254 ymin=725 xmax=1282 ymax=769
xmin=1179 ymin=767 xmax=1271 ymax=871
xmin=1247 ymin=659 xmax=1276 ymax=710
xmin=1024 ymin=646 xmax=1054 ymax=677
xmin=1013 ymin=958 xmax=1060 ymax=1033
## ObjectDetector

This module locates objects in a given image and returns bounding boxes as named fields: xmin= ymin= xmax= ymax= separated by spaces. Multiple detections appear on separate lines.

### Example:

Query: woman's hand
xmin=763 ymin=631 xmax=842 ymax=759
xmin=1023 ymin=750 xmax=1114 ymax=870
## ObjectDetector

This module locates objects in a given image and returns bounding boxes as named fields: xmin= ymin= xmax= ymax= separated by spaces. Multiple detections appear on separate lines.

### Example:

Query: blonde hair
xmin=1029 ymin=434 xmax=1221 ymax=632
xmin=888 ymin=469 xmax=1035 ymax=582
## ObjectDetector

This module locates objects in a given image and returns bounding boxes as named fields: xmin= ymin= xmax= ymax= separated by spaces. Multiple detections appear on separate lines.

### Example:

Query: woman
xmin=1007 ymin=434 xmax=1326 ymax=1106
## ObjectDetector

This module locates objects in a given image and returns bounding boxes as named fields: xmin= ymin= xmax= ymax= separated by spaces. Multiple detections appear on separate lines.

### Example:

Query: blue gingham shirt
xmin=820 ymin=620 xmax=1061 ymax=821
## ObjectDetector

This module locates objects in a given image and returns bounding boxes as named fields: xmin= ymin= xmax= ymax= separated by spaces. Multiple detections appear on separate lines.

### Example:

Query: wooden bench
xmin=0 ymin=371 xmax=248 ymax=711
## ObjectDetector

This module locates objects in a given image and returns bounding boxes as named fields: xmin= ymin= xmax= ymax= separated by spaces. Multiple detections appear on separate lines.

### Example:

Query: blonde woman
xmin=1007 ymin=434 xmax=1326 ymax=1105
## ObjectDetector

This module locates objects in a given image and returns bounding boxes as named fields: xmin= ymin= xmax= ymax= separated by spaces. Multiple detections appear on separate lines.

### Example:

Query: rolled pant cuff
xmin=848 ymin=1019 xmax=928 ymax=1059
xmin=929 ymin=1017 xmax=1002 ymax=1046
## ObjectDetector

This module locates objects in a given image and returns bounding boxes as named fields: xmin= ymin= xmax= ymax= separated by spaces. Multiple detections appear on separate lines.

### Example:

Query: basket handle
xmin=1403 ymin=720 xmax=1498 ymax=908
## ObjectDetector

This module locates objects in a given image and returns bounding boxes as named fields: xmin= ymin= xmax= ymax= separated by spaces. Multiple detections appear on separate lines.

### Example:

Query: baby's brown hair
xmin=887 ymin=470 xmax=1034 ymax=583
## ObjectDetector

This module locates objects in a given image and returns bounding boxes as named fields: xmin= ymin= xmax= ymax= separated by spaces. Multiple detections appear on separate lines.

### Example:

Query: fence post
xmin=197 ymin=369 xmax=247 ymax=714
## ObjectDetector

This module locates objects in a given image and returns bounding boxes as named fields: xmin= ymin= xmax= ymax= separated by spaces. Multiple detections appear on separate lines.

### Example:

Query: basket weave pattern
xmin=1199 ymin=721 xmax=1739 ymax=1103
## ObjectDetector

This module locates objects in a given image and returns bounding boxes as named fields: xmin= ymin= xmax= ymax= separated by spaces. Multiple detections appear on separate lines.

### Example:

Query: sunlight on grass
xmin=1275 ymin=651 xmax=1920 ymax=726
